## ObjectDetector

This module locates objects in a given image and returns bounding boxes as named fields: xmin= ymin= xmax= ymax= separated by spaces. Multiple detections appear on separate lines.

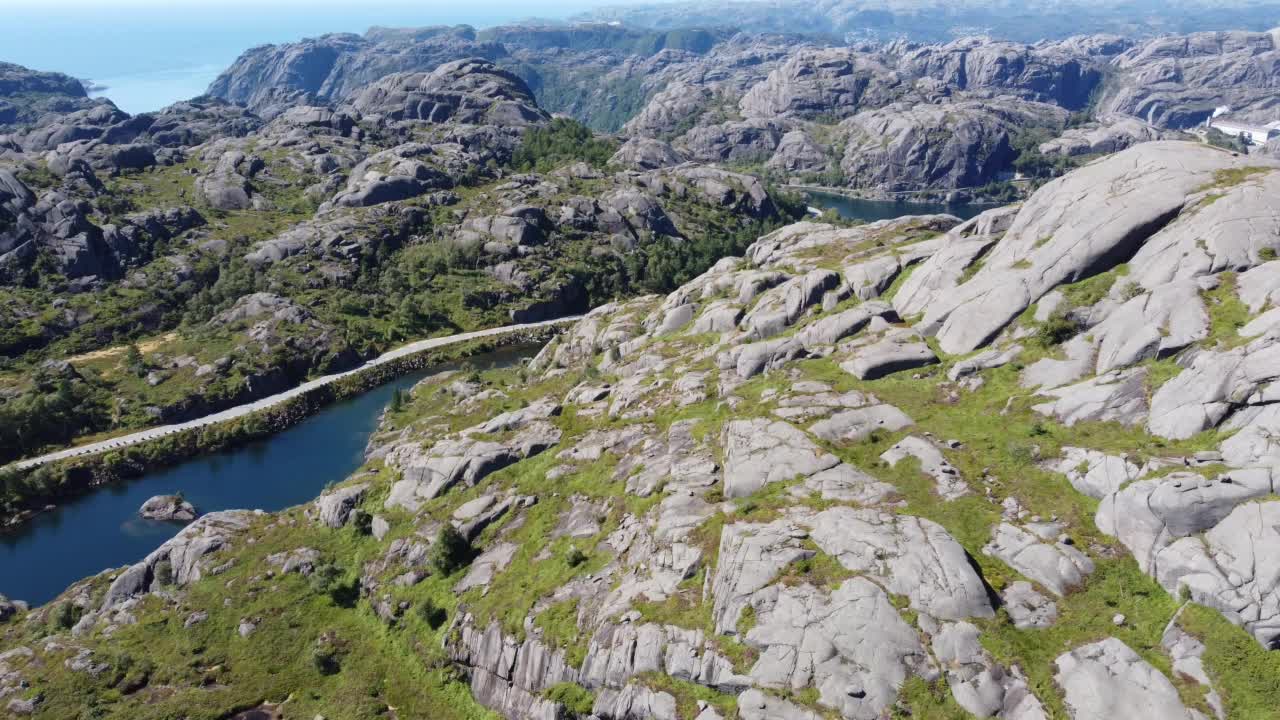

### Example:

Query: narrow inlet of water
xmin=806 ymin=190 xmax=992 ymax=223
xmin=1 ymin=344 xmax=536 ymax=607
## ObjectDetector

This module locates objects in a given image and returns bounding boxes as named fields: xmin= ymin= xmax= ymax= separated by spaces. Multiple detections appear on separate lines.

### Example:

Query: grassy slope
xmin=3 ymin=208 xmax=1279 ymax=719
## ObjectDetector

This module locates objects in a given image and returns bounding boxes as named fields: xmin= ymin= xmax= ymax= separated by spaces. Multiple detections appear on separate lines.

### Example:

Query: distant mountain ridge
xmin=580 ymin=0 xmax=1280 ymax=43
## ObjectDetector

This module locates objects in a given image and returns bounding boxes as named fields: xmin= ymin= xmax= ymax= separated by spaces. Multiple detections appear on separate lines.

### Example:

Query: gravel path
xmin=9 ymin=316 xmax=579 ymax=471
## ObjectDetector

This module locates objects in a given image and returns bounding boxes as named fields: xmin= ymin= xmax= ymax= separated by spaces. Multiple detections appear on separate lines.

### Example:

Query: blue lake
xmin=0 ymin=345 xmax=534 ymax=607
xmin=806 ymin=190 xmax=992 ymax=223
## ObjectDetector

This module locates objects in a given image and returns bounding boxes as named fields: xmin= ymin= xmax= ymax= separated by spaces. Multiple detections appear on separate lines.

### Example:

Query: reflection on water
xmin=1 ymin=344 xmax=535 ymax=606
xmin=806 ymin=190 xmax=993 ymax=223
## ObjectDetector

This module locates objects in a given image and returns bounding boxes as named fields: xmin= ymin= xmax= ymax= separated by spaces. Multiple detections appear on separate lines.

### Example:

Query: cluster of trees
xmin=510 ymin=118 xmax=620 ymax=173
xmin=1009 ymin=127 xmax=1085 ymax=180
xmin=0 ymin=378 xmax=111 ymax=465
xmin=1205 ymin=127 xmax=1248 ymax=153
xmin=179 ymin=253 xmax=268 ymax=327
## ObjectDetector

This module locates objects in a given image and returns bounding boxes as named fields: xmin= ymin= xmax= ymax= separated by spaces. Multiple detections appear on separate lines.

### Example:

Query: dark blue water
xmin=0 ymin=345 xmax=534 ymax=606
xmin=806 ymin=191 xmax=991 ymax=223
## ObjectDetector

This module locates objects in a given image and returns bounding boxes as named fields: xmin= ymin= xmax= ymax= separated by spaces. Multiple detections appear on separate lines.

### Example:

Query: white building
xmin=1208 ymin=117 xmax=1280 ymax=145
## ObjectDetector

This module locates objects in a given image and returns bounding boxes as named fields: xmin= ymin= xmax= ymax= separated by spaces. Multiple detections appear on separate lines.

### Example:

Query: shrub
xmin=125 ymin=343 xmax=146 ymax=376
xmin=50 ymin=601 xmax=82 ymax=631
xmin=544 ymin=682 xmax=596 ymax=716
xmin=429 ymin=525 xmax=473 ymax=576
xmin=312 ymin=646 xmax=341 ymax=675
xmin=564 ymin=546 xmax=587 ymax=568
xmin=1037 ymin=311 xmax=1081 ymax=346
xmin=310 ymin=563 xmax=359 ymax=607
xmin=417 ymin=598 xmax=448 ymax=629
xmin=349 ymin=509 xmax=372 ymax=536
xmin=152 ymin=559 xmax=174 ymax=586
xmin=312 ymin=631 xmax=345 ymax=675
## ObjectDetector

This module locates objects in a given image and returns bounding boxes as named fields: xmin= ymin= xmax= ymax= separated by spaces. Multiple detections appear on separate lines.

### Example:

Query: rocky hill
xmin=0 ymin=63 xmax=103 ymax=129
xmin=1098 ymin=28 xmax=1280 ymax=128
xmin=2 ymin=140 xmax=1279 ymax=719
xmin=615 ymin=29 xmax=1278 ymax=198
xmin=205 ymin=25 xmax=1279 ymax=199
xmin=206 ymin=24 xmax=736 ymax=131
xmin=0 ymin=55 xmax=797 ymax=488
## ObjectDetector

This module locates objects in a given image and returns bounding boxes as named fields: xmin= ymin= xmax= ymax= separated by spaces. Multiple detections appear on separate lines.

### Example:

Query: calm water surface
xmin=806 ymin=190 xmax=992 ymax=223
xmin=1 ymin=345 xmax=534 ymax=606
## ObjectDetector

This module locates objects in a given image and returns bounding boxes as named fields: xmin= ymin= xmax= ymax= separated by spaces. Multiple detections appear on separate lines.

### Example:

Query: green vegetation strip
xmin=0 ymin=326 xmax=563 ymax=529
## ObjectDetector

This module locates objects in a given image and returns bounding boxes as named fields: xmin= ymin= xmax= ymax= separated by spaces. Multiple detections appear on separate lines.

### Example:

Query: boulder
xmin=711 ymin=519 xmax=816 ymax=635
xmin=737 ymin=689 xmax=820 ymax=720
xmin=1054 ymin=638 xmax=1199 ymax=720
xmin=1148 ymin=333 xmax=1280 ymax=440
xmin=879 ymin=435 xmax=968 ymax=500
xmin=805 ymin=507 xmax=994 ymax=620
xmin=809 ymin=404 xmax=913 ymax=443
xmin=983 ymin=522 xmax=1094 ymax=596
xmin=138 ymin=494 xmax=197 ymax=522
xmin=1096 ymin=470 xmax=1274 ymax=573
xmin=610 ymin=137 xmax=685 ymax=170
xmin=1045 ymin=447 xmax=1141 ymax=500
xmin=592 ymin=684 xmax=678 ymax=720
xmin=316 ymin=483 xmax=369 ymax=529
xmin=385 ymin=421 xmax=561 ymax=511
xmin=931 ymin=622 xmax=1047 ymax=719
xmin=744 ymin=578 xmax=935 ymax=720
xmin=1031 ymin=367 xmax=1149 ymax=427
xmin=839 ymin=328 xmax=939 ymax=380
xmin=720 ymin=418 xmax=838 ymax=498
xmin=1002 ymin=581 xmax=1058 ymax=629
xmin=1152 ymin=500 xmax=1280 ymax=648
xmin=100 ymin=511 xmax=254 ymax=612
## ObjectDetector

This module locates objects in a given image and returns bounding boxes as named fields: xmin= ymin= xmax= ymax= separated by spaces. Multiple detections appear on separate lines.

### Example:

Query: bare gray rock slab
xmin=1054 ymin=638 xmax=1199 ymax=720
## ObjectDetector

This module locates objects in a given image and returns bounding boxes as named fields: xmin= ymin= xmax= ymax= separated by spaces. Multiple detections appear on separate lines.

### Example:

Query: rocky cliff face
xmin=4 ymin=140 xmax=1279 ymax=719
xmin=205 ymin=23 xmax=733 ymax=130
xmin=1099 ymin=28 xmax=1280 ymax=128
xmin=837 ymin=98 xmax=1066 ymax=191
xmin=205 ymin=26 xmax=505 ymax=119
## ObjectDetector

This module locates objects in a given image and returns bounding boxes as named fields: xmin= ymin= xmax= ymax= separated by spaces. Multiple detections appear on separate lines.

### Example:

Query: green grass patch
xmin=535 ymin=599 xmax=589 ymax=668
xmin=1196 ymin=166 xmax=1273 ymax=192
xmin=1201 ymin=272 xmax=1253 ymax=348
xmin=543 ymin=682 xmax=596 ymax=715
xmin=1179 ymin=603 xmax=1280 ymax=720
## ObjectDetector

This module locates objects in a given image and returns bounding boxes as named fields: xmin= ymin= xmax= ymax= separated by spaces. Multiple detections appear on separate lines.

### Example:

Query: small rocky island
xmin=137 ymin=494 xmax=197 ymax=522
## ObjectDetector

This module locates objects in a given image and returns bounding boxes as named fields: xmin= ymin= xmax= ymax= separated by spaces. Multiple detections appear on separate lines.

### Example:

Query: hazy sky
xmin=1 ymin=0 xmax=646 ymax=112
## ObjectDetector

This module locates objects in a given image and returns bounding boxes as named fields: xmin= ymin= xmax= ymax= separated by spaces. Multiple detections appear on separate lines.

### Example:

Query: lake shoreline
xmin=804 ymin=189 xmax=997 ymax=223
xmin=1 ymin=322 xmax=568 ymax=532
xmin=797 ymin=184 xmax=1016 ymax=206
